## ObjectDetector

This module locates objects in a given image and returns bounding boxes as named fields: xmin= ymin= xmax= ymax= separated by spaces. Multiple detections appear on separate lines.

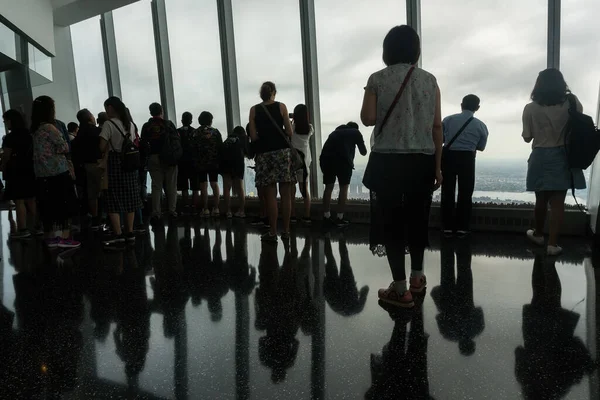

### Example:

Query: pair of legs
xmin=199 ymin=171 xmax=220 ymax=212
xmin=441 ymin=150 xmax=476 ymax=232
xmin=262 ymin=182 xmax=292 ymax=235
xmin=148 ymin=155 xmax=178 ymax=217
xmin=14 ymin=198 xmax=36 ymax=231
xmin=291 ymin=174 xmax=311 ymax=219
xmin=178 ymin=167 xmax=199 ymax=211
xmin=321 ymin=161 xmax=351 ymax=219
xmin=533 ymin=190 xmax=567 ymax=247
xmin=223 ymin=173 xmax=245 ymax=214
xmin=108 ymin=212 xmax=135 ymax=236
xmin=323 ymin=183 xmax=348 ymax=219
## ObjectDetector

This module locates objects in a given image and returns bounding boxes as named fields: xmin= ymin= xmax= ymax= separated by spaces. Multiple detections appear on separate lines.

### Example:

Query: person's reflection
xmin=9 ymin=249 xmax=84 ymax=399
xmin=226 ymin=223 xmax=256 ymax=400
xmin=205 ymin=224 xmax=230 ymax=322
xmin=113 ymin=248 xmax=150 ymax=395
xmin=294 ymin=233 xmax=318 ymax=336
xmin=323 ymin=235 xmax=369 ymax=316
xmin=430 ymin=238 xmax=484 ymax=356
xmin=366 ymin=304 xmax=430 ymax=399
xmin=515 ymin=253 xmax=595 ymax=399
xmin=256 ymin=241 xmax=300 ymax=383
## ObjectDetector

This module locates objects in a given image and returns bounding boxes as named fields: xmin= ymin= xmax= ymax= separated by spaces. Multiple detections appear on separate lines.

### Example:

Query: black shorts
xmin=198 ymin=170 xmax=219 ymax=183
xmin=177 ymin=168 xmax=200 ymax=191
xmin=321 ymin=160 xmax=352 ymax=186
xmin=221 ymin=163 xmax=245 ymax=180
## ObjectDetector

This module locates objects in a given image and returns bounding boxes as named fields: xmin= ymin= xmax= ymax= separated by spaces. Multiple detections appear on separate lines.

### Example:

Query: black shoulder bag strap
xmin=376 ymin=65 xmax=415 ymax=137
xmin=445 ymin=117 xmax=474 ymax=150
xmin=107 ymin=119 xmax=130 ymax=151
xmin=260 ymin=103 xmax=292 ymax=148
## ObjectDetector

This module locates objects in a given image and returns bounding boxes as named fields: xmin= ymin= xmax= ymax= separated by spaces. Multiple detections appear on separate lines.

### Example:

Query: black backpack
xmin=159 ymin=120 xmax=183 ymax=166
xmin=108 ymin=120 xmax=141 ymax=172
xmin=566 ymin=94 xmax=600 ymax=170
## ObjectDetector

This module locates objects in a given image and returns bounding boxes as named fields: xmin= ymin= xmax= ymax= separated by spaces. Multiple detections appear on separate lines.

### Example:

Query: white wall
xmin=32 ymin=25 xmax=79 ymax=122
xmin=0 ymin=0 xmax=55 ymax=55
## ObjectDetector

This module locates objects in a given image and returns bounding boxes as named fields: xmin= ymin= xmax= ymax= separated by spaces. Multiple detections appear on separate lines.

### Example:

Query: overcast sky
xmin=70 ymin=0 xmax=600 ymax=167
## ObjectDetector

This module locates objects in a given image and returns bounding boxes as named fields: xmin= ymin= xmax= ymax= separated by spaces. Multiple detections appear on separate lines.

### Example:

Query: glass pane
xmin=71 ymin=17 xmax=108 ymax=113
xmin=315 ymin=0 xmax=407 ymax=200
xmin=422 ymin=0 xmax=547 ymax=205
xmin=113 ymin=0 xmax=161 ymax=128
xmin=232 ymin=0 xmax=305 ymax=196
xmin=562 ymin=0 xmax=600 ymax=206
xmin=0 ymin=22 xmax=16 ymax=61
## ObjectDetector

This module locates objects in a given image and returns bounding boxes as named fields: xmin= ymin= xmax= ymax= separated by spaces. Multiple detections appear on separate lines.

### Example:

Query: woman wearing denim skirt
xmin=522 ymin=68 xmax=586 ymax=256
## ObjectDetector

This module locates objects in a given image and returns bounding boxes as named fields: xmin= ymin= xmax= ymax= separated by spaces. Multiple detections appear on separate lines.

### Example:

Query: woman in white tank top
xmin=360 ymin=25 xmax=443 ymax=309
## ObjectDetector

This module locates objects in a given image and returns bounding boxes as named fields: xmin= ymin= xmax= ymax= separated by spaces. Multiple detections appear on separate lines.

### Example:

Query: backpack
xmin=108 ymin=120 xmax=141 ymax=172
xmin=158 ymin=120 xmax=183 ymax=166
xmin=191 ymin=126 xmax=222 ymax=171
xmin=566 ymin=94 xmax=600 ymax=170
xmin=221 ymin=136 xmax=241 ymax=166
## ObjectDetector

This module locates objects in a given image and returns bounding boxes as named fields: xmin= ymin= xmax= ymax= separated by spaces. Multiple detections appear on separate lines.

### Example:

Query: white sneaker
xmin=226 ymin=212 xmax=233 ymax=219
xmin=526 ymin=229 xmax=544 ymax=246
xmin=202 ymin=209 xmax=210 ymax=218
xmin=547 ymin=245 xmax=563 ymax=256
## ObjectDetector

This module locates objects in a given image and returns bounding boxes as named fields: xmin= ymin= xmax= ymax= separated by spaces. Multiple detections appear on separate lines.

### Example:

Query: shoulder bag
xmin=108 ymin=120 xmax=141 ymax=172
xmin=260 ymin=103 xmax=304 ymax=171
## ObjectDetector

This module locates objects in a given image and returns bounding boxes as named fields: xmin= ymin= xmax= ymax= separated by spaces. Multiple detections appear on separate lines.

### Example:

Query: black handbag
xmin=108 ymin=120 xmax=141 ymax=172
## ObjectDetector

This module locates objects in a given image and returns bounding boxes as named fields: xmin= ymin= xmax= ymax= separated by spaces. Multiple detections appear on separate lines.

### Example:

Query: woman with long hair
xmin=290 ymin=104 xmax=313 ymax=224
xmin=361 ymin=26 xmax=442 ymax=308
xmin=100 ymin=96 xmax=142 ymax=246
xmin=30 ymin=96 xmax=81 ymax=248
xmin=248 ymin=82 xmax=295 ymax=242
xmin=2 ymin=109 xmax=37 ymax=239
xmin=523 ymin=69 xmax=585 ymax=256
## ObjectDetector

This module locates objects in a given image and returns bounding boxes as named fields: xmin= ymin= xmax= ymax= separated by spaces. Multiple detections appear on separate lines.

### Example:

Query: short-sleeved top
xmin=443 ymin=110 xmax=489 ymax=152
xmin=291 ymin=123 xmax=314 ymax=168
xmin=100 ymin=118 xmax=136 ymax=152
xmin=3 ymin=128 xmax=34 ymax=176
xmin=178 ymin=125 xmax=195 ymax=166
xmin=253 ymin=102 xmax=289 ymax=154
xmin=321 ymin=125 xmax=368 ymax=169
xmin=32 ymin=123 xmax=70 ymax=177
xmin=366 ymin=63 xmax=438 ymax=155
xmin=193 ymin=126 xmax=223 ymax=170
xmin=522 ymin=95 xmax=583 ymax=149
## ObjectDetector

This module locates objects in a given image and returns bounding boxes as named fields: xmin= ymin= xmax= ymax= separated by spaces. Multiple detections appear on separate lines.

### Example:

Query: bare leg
xmin=280 ymin=182 xmax=292 ymax=233
xmin=291 ymin=184 xmax=297 ymax=218
xmin=191 ymin=190 xmax=199 ymax=210
xmin=15 ymin=200 xmax=27 ymax=231
xmin=338 ymin=184 xmax=349 ymax=215
xmin=223 ymin=174 xmax=232 ymax=214
xmin=263 ymin=184 xmax=278 ymax=235
xmin=109 ymin=213 xmax=122 ymax=236
xmin=62 ymin=219 xmax=72 ymax=239
xmin=258 ymin=187 xmax=267 ymax=219
xmin=181 ymin=191 xmax=189 ymax=210
xmin=534 ymin=191 xmax=548 ymax=236
xmin=125 ymin=212 xmax=135 ymax=233
xmin=323 ymin=184 xmax=334 ymax=214
xmin=25 ymin=198 xmax=37 ymax=227
xmin=303 ymin=181 xmax=311 ymax=219
xmin=88 ymin=198 xmax=98 ymax=218
xmin=548 ymin=191 xmax=567 ymax=247
xmin=235 ymin=179 xmax=245 ymax=213
xmin=200 ymin=182 xmax=209 ymax=211
xmin=211 ymin=181 xmax=220 ymax=211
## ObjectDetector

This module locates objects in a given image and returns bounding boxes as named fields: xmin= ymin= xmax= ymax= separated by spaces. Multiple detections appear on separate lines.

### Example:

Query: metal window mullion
xmin=151 ymin=0 xmax=177 ymax=121
xmin=548 ymin=0 xmax=561 ymax=69
xmin=100 ymin=12 xmax=122 ymax=99
xmin=406 ymin=0 xmax=422 ymax=68
xmin=299 ymin=0 xmax=323 ymax=198
xmin=216 ymin=0 xmax=241 ymax=133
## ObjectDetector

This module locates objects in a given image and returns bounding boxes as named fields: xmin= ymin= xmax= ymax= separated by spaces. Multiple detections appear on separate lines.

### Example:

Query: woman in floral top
xmin=31 ymin=96 xmax=80 ymax=249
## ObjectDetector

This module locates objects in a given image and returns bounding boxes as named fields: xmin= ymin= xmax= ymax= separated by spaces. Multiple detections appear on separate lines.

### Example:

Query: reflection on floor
xmin=0 ymin=212 xmax=598 ymax=399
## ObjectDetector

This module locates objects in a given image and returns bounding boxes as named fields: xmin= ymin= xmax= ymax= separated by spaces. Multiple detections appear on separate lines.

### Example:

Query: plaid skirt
xmin=106 ymin=152 xmax=142 ymax=213
xmin=255 ymin=148 xmax=297 ymax=187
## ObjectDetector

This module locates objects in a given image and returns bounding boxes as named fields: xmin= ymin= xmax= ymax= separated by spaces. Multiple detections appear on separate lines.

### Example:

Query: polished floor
xmin=0 ymin=211 xmax=598 ymax=399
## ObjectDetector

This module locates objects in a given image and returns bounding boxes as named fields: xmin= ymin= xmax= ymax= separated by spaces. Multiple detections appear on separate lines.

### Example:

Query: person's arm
xmin=280 ymin=103 xmax=293 ymax=138
xmin=477 ymin=122 xmax=489 ymax=152
xmin=432 ymin=86 xmax=443 ymax=190
xmin=522 ymin=106 xmax=533 ymax=143
xmin=361 ymin=75 xmax=377 ymax=126
xmin=356 ymin=131 xmax=368 ymax=156
xmin=99 ymin=122 xmax=111 ymax=155
xmin=249 ymin=106 xmax=258 ymax=142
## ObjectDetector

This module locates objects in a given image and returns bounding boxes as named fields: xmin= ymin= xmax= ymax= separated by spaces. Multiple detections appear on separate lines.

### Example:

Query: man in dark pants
xmin=320 ymin=122 xmax=367 ymax=227
xmin=441 ymin=95 xmax=489 ymax=237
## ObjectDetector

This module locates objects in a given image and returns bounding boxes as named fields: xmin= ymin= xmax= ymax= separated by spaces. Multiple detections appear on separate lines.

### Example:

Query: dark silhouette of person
xmin=256 ymin=241 xmax=300 ymax=383
xmin=366 ymin=302 xmax=431 ymax=399
xmin=227 ymin=222 xmax=256 ymax=296
xmin=515 ymin=253 xmax=596 ymax=399
xmin=5 ymin=246 xmax=84 ymax=399
xmin=200 ymin=224 xmax=230 ymax=322
xmin=293 ymin=233 xmax=319 ymax=337
xmin=430 ymin=237 xmax=484 ymax=356
xmin=113 ymin=248 xmax=151 ymax=396
xmin=323 ymin=235 xmax=369 ymax=316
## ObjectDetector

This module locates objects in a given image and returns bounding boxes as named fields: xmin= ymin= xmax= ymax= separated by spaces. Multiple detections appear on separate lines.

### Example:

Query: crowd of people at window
xmin=0 ymin=24 xmax=589 ymax=309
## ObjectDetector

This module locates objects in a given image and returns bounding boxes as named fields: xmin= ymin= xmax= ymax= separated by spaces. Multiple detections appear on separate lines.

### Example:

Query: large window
xmin=165 ymin=0 xmax=226 ymax=131
xmin=71 ymin=17 xmax=108 ymax=115
xmin=315 ymin=1 xmax=407 ymax=199
xmin=113 ymin=0 xmax=161 ymax=128
xmin=422 ymin=0 xmax=547 ymax=204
